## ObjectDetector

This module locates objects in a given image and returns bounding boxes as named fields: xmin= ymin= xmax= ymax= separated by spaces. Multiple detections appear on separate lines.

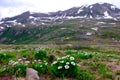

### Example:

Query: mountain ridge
xmin=1 ymin=2 xmax=120 ymax=24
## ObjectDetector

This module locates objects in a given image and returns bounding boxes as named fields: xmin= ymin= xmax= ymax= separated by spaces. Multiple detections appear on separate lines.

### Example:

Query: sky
xmin=0 ymin=0 xmax=120 ymax=18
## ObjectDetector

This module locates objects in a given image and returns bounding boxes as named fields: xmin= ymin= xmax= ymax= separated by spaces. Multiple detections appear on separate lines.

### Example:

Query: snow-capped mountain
xmin=0 ymin=3 xmax=120 ymax=24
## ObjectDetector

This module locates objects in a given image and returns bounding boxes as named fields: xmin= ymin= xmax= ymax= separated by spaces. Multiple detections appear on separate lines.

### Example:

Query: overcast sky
xmin=0 ymin=0 xmax=120 ymax=18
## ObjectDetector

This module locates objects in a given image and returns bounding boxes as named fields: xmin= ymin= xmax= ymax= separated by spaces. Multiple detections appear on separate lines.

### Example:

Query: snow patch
xmin=86 ymin=32 xmax=92 ymax=36
xmin=109 ymin=23 xmax=116 ymax=25
xmin=66 ymin=16 xmax=85 ymax=19
xmin=90 ymin=6 xmax=93 ymax=9
xmin=29 ymin=16 xmax=35 ymax=19
xmin=91 ymin=27 xmax=98 ymax=31
xmin=111 ymin=6 xmax=116 ymax=10
xmin=90 ymin=15 xmax=92 ymax=18
xmin=91 ymin=10 xmax=93 ymax=13
xmin=104 ymin=11 xmax=113 ymax=18
xmin=61 ymin=28 xmax=66 ymax=30
xmin=0 ymin=26 xmax=4 ymax=29
xmin=77 ymin=9 xmax=83 ymax=14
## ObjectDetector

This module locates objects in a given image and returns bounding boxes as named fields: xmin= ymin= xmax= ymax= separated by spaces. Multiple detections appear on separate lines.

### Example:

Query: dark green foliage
xmin=48 ymin=55 xmax=55 ymax=63
xmin=77 ymin=69 xmax=95 ymax=80
xmin=34 ymin=49 xmax=47 ymax=60
xmin=11 ymin=64 xmax=27 ymax=77
xmin=75 ymin=52 xmax=93 ymax=59
xmin=32 ymin=62 xmax=48 ymax=75
xmin=0 ymin=53 xmax=14 ymax=63
xmin=50 ymin=56 xmax=78 ymax=77
xmin=100 ymin=31 xmax=120 ymax=39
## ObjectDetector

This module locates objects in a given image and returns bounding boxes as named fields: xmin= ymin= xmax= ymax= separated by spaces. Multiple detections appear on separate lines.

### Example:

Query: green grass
xmin=0 ymin=46 xmax=120 ymax=80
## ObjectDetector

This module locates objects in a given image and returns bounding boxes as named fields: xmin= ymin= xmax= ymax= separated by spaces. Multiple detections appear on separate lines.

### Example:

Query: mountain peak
xmin=0 ymin=3 xmax=120 ymax=24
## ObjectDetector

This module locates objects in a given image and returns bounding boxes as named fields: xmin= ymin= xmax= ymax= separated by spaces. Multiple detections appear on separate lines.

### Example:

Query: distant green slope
xmin=0 ymin=19 xmax=120 ymax=44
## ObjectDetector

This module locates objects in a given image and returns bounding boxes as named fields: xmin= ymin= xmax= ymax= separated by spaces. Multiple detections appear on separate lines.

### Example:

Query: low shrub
xmin=0 ymin=53 xmax=14 ymax=63
xmin=32 ymin=61 xmax=48 ymax=75
xmin=50 ymin=55 xmax=78 ymax=77
xmin=34 ymin=49 xmax=47 ymax=60
xmin=10 ymin=64 xmax=27 ymax=77
xmin=48 ymin=55 xmax=55 ymax=63
xmin=75 ymin=51 xmax=93 ymax=59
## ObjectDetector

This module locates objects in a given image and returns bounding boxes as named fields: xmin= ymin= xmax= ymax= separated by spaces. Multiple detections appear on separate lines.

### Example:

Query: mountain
xmin=0 ymin=3 xmax=120 ymax=44
xmin=1 ymin=3 xmax=120 ymax=24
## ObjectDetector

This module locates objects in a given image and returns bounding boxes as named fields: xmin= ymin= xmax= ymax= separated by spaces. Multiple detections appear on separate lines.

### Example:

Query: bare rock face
xmin=26 ymin=68 xmax=39 ymax=80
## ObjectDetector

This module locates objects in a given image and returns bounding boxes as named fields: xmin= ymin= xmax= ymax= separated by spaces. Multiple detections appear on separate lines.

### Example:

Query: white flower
xmin=32 ymin=62 xmax=35 ymax=64
xmin=58 ymin=66 xmax=62 ymax=69
xmin=25 ymin=61 xmax=30 ymax=64
xmin=60 ymin=61 xmax=64 ymax=63
xmin=62 ymin=56 xmax=66 ymax=59
xmin=45 ymin=62 xmax=48 ymax=65
xmin=40 ymin=65 xmax=43 ymax=67
xmin=22 ymin=57 xmax=27 ymax=60
xmin=38 ymin=59 xmax=41 ymax=62
xmin=57 ymin=58 xmax=61 ymax=60
xmin=70 ymin=57 xmax=75 ymax=60
xmin=13 ymin=62 xmax=19 ymax=66
xmin=66 ymin=62 xmax=70 ymax=65
xmin=71 ymin=62 xmax=76 ymax=66
xmin=67 ymin=55 xmax=70 ymax=58
xmin=18 ymin=59 xmax=22 ymax=61
xmin=64 ymin=65 xmax=69 ymax=69
xmin=52 ymin=61 xmax=57 ymax=65
xmin=34 ymin=60 xmax=37 ymax=62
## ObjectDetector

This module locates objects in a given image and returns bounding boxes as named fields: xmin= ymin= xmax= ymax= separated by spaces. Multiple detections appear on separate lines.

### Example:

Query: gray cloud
xmin=0 ymin=0 xmax=32 ymax=7
xmin=0 ymin=0 xmax=120 ymax=18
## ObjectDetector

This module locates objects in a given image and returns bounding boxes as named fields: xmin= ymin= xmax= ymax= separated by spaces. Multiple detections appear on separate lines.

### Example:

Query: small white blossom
xmin=65 ymin=65 xmax=69 ymax=69
xmin=32 ymin=62 xmax=35 ymax=64
xmin=18 ymin=59 xmax=22 ymax=61
xmin=40 ymin=65 xmax=43 ymax=67
xmin=52 ymin=61 xmax=57 ymax=65
xmin=13 ymin=62 xmax=19 ymax=66
xmin=58 ymin=66 xmax=62 ymax=69
xmin=34 ymin=60 xmax=37 ymax=62
xmin=57 ymin=58 xmax=61 ymax=60
xmin=25 ymin=61 xmax=30 ymax=64
xmin=71 ymin=62 xmax=76 ymax=66
xmin=22 ymin=57 xmax=27 ymax=60
xmin=60 ymin=61 xmax=64 ymax=63
xmin=66 ymin=62 xmax=70 ymax=65
xmin=38 ymin=59 xmax=41 ymax=62
xmin=67 ymin=55 xmax=70 ymax=58
xmin=70 ymin=57 xmax=75 ymax=60
xmin=62 ymin=56 xmax=66 ymax=59
xmin=45 ymin=62 xmax=48 ymax=65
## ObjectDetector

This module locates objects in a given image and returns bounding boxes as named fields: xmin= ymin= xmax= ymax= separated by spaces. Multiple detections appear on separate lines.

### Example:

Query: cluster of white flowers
xmin=9 ymin=60 xmax=19 ymax=66
xmin=52 ymin=55 xmax=76 ymax=70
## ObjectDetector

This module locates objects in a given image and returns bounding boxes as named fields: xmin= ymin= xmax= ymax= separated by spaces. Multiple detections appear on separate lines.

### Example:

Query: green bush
xmin=50 ymin=55 xmax=78 ymax=77
xmin=0 ymin=53 xmax=14 ymax=63
xmin=48 ymin=55 xmax=55 ymax=63
xmin=10 ymin=64 xmax=27 ymax=77
xmin=32 ymin=61 xmax=48 ymax=75
xmin=34 ymin=49 xmax=47 ymax=60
